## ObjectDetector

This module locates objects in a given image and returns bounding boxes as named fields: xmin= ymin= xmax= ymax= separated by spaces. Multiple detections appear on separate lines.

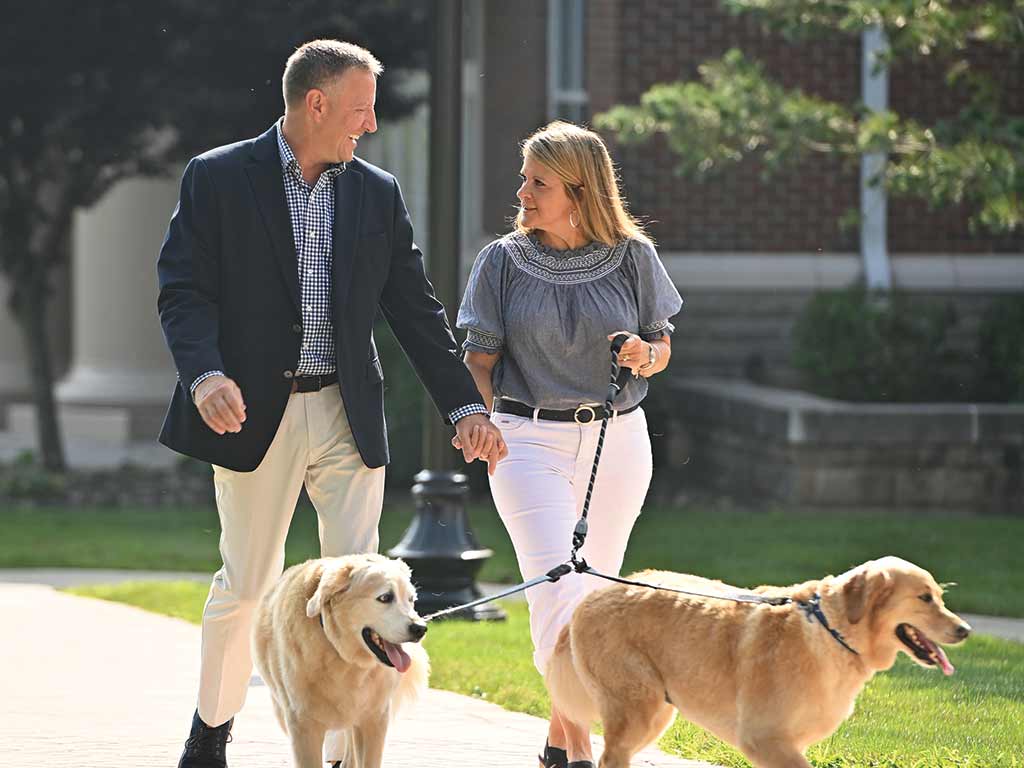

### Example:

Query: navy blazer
xmin=157 ymin=125 xmax=483 ymax=471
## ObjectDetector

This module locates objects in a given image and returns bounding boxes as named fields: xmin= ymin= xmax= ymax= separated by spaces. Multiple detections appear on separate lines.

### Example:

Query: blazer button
xmin=292 ymin=323 xmax=302 ymax=333
xmin=283 ymin=370 xmax=294 ymax=380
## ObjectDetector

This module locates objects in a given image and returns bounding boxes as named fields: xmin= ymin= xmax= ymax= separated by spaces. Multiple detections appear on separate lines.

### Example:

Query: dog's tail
xmin=391 ymin=641 xmax=430 ymax=721
xmin=545 ymin=624 xmax=599 ymax=725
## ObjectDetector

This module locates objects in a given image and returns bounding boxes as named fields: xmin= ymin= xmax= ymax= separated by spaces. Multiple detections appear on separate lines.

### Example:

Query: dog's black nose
xmin=955 ymin=623 xmax=971 ymax=640
xmin=409 ymin=622 xmax=427 ymax=640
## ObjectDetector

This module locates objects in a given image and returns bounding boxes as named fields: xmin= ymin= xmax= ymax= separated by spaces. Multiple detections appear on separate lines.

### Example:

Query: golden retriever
xmin=252 ymin=554 xmax=429 ymax=768
xmin=546 ymin=556 xmax=970 ymax=768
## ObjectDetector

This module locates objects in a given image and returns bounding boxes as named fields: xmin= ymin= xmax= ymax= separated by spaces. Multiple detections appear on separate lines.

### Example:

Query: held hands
xmin=607 ymin=331 xmax=655 ymax=376
xmin=451 ymin=413 xmax=508 ymax=475
xmin=194 ymin=375 xmax=247 ymax=434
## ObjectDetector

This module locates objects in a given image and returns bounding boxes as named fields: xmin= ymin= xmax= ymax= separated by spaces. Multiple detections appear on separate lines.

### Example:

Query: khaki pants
xmin=197 ymin=384 xmax=385 ymax=728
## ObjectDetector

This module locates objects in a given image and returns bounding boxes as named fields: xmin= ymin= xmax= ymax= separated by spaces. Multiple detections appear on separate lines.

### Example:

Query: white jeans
xmin=488 ymin=407 xmax=652 ymax=674
xmin=198 ymin=384 xmax=385 ymax=728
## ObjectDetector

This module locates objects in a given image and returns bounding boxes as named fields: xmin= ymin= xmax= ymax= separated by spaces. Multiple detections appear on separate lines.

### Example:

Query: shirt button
xmin=292 ymin=323 xmax=302 ymax=333
xmin=283 ymin=370 xmax=294 ymax=380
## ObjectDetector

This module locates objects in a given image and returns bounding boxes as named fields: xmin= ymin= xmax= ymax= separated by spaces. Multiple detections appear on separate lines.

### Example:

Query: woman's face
xmin=517 ymin=156 xmax=576 ymax=235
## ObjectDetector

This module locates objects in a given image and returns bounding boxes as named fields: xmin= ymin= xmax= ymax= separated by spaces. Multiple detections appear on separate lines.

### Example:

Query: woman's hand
xmin=607 ymin=331 xmax=652 ymax=375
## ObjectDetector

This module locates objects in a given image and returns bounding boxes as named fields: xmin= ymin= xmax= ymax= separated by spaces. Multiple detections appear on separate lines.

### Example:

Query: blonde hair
xmin=515 ymin=121 xmax=648 ymax=246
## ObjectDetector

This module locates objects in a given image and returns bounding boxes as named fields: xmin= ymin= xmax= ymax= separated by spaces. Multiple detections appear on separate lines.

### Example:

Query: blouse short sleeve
xmin=630 ymin=238 xmax=684 ymax=340
xmin=457 ymin=240 xmax=506 ymax=353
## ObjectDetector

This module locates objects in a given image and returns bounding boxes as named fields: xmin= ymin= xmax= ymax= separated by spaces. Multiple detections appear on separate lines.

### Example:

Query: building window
xmin=547 ymin=0 xmax=587 ymax=123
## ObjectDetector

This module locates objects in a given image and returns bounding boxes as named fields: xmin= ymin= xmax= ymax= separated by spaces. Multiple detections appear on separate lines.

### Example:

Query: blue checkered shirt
xmin=277 ymin=121 xmax=343 ymax=376
xmin=192 ymin=121 xmax=487 ymax=425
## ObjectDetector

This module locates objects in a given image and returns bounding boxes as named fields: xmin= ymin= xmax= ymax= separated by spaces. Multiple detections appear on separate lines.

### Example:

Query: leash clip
xmin=545 ymin=563 xmax=572 ymax=582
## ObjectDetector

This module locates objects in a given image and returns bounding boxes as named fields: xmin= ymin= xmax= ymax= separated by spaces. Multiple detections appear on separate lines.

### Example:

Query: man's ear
xmin=306 ymin=562 xmax=355 ymax=618
xmin=843 ymin=565 xmax=894 ymax=624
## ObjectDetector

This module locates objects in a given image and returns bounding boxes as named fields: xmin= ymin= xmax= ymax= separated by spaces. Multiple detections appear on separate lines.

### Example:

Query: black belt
xmin=291 ymin=372 xmax=338 ymax=393
xmin=494 ymin=399 xmax=639 ymax=424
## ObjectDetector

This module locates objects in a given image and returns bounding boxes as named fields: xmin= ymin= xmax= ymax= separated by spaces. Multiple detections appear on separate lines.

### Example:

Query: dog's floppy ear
xmin=306 ymin=562 xmax=356 ymax=618
xmin=842 ymin=564 xmax=894 ymax=624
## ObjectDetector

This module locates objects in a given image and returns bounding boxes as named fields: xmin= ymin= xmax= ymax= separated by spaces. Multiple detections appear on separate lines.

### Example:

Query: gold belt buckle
xmin=574 ymin=405 xmax=597 ymax=424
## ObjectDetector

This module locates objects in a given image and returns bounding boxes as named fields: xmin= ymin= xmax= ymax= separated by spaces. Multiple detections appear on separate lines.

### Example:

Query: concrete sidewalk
xmin=0 ymin=582 xmax=715 ymax=768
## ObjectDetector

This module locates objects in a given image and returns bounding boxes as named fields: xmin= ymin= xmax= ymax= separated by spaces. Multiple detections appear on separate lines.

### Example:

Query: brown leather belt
xmin=493 ymin=398 xmax=639 ymax=424
xmin=290 ymin=372 xmax=338 ymax=394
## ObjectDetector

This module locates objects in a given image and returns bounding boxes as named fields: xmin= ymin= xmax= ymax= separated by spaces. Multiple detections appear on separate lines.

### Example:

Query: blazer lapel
xmin=246 ymin=132 xmax=301 ymax=315
xmin=333 ymin=166 xmax=364 ymax=311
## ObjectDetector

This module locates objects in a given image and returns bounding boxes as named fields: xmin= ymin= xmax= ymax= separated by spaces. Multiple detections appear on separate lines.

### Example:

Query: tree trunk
xmin=10 ymin=266 xmax=65 ymax=472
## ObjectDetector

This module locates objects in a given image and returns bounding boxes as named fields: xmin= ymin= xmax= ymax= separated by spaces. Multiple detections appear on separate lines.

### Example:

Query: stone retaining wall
xmin=667 ymin=378 xmax=1024 ymax=513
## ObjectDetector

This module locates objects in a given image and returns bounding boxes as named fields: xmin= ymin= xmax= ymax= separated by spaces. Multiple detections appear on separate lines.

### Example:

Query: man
xmin=158 ymin=40 xmax=506 ymax=768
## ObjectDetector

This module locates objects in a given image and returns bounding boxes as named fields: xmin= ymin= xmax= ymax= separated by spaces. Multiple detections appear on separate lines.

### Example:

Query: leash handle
xmin=606 ymin=333 xmax=630 ymax=406
xmin=572 ymin=335 xmax=630 ymax=563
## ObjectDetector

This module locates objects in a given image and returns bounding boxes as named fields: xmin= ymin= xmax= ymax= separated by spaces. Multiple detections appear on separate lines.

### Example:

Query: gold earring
xmin=569 ymin=210 xmax=579 ymax=228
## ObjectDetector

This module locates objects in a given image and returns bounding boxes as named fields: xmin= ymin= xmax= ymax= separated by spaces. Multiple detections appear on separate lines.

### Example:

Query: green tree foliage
xmin=596 ymin=0 xmax=1024 ymax=234
xmin=0 ymin=1 xmax=428 ymax=469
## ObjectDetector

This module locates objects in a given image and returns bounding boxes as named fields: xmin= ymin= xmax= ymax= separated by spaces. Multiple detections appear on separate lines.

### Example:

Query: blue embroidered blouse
xmin=457 ymin=232 xmax=683 ymax=411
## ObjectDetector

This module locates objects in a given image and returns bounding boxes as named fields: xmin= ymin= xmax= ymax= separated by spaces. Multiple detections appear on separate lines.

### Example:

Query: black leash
xmin=569 ymin=333 xmax=630 ymax=571
xmin=421 ymin=336 xmax=859 ymax=655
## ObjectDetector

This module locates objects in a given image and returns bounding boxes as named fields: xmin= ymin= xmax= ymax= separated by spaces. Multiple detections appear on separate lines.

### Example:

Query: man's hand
xmin=452 ymin=413 xmax=508 ymax=475
xmin=194 ymin=375 xmax=247 ymax=435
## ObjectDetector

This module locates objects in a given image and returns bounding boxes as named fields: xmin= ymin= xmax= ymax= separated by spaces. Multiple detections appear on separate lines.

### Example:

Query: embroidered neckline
xmin=505 ymin=232 xmax=628 ymax=285
xmin=527 ymin=233 xmax=609 ymax=260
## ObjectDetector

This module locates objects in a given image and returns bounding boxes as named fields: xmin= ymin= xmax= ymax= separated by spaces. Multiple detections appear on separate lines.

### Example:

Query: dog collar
xmin=798 ymin=593 xmax=859 ymax=655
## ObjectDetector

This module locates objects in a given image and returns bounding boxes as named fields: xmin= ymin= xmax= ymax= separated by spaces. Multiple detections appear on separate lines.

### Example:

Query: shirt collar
xmin=275 ymin=118 xmax=346 ymax=184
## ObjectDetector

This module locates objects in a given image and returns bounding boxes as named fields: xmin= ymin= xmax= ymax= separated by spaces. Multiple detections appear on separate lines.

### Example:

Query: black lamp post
xmin=387 ymin=0 xmax=505 ymax=621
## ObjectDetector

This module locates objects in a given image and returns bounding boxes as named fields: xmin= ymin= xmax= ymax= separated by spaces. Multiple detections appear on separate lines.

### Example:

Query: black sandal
xmin=538 ymin=740 xmax=567 ymax=768
xmin=567 ymin=763 xmax=596 ymax=768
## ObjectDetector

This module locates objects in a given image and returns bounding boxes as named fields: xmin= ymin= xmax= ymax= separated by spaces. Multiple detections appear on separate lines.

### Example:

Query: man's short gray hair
xmin=282 ymin=40 xmax=383 ymax=107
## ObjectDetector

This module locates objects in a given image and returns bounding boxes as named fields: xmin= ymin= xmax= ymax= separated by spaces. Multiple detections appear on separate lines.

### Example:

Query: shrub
xmin=791 ymin=287 xmax=963 ymax=402
xmin=0 ymin=450 xmax=67 ymax=502
xmin=975 ymin=294 xmax=1024 ymax=403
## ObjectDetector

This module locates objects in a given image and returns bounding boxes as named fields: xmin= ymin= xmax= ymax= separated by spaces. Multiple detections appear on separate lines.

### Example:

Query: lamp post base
xmin=388 ymin=469 xmax=506 ymax=621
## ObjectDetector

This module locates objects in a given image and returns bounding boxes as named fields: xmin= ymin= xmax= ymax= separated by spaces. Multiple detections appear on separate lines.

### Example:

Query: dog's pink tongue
xmin=383 ymin=640 xmax=412 ymax=673
xmin=936 ymin=646 xmax=955 ymax=676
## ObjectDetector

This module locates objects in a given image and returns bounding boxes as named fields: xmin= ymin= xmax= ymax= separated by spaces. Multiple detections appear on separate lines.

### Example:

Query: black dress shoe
xmin=177 ymin=710 xmax=233 ymax=768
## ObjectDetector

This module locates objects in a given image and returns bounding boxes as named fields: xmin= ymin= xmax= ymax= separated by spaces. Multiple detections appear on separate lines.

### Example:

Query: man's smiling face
xmin=316 ymin=67 xmax=378 ymax=164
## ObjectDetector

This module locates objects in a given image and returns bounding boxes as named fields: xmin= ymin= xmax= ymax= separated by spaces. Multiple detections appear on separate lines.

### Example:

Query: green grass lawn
xmin=67 ymin=584 xmax=1024 ymax=768
xmin=6 ymin=500 xmax=1023 ymax=616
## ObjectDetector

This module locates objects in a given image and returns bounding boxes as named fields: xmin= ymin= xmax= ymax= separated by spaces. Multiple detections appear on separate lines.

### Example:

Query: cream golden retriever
xmin=252 ymin=554 xmax=429 ymax=768
xmin=546 ymin=556 xmax=970 ymax=768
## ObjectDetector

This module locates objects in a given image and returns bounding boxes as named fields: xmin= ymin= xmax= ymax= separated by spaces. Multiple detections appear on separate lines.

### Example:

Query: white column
xmin=861 ymin=24 xmax=891 ymax=290
xmin=55 ymin=174 xmax=181 ymax=408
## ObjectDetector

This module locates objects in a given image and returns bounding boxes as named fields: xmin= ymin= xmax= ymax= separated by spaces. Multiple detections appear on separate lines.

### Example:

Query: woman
xmin=456 ymin=121 xmax=683 ymax=768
